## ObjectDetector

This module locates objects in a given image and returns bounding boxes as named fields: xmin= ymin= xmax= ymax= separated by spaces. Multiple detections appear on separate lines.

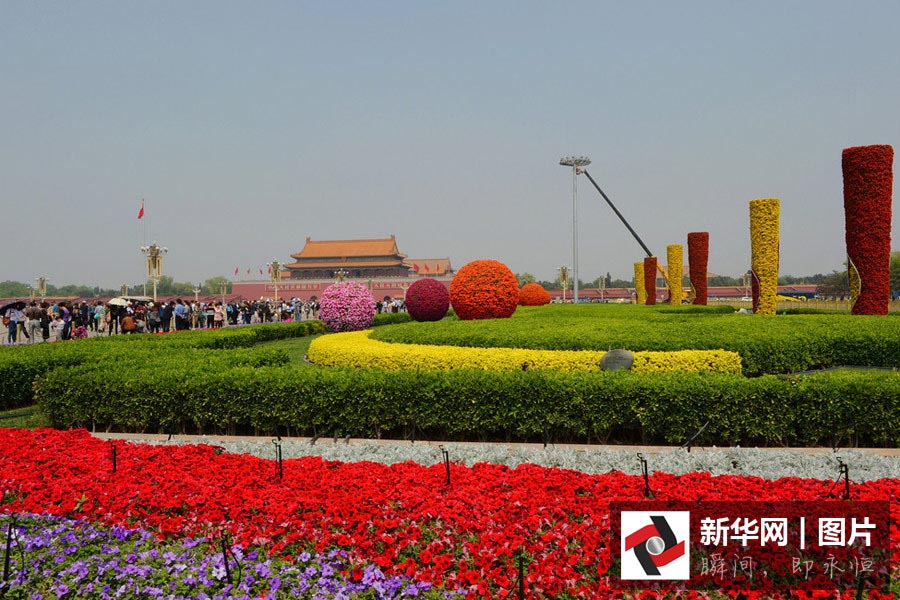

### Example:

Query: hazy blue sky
xmin=2 ymin=2 xmax=898 ymax=288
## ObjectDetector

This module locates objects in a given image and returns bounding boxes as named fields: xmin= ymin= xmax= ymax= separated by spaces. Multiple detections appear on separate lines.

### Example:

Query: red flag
xmin=137 ymin=199 xmax=145 ymax=220
xmin=423 ymin=263 xmax=429 ymax=272
xmin=259 ymin=268 xmax=264 ymax=275
xmin=234 ymin=267 xmax=239 ymax=275
xmin=246 ymin=268 xmax=251 ymax=274
xmin=413 ymin=263 xmax=419 ymax=272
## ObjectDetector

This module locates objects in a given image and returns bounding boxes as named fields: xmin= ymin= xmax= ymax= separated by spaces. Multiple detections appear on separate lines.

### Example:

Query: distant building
xmin=283 ymin=235 xmax=453 ymax=280
xmin=232 ymin=235 xmax=453 ymax=301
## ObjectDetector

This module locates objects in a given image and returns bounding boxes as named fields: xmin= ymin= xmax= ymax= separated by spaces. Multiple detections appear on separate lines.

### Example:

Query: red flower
xmin=643 ymin=256 xmax=657 ymax=305
xmin=518 ymin=283 xmax=551 ymax=306
xmin=687 ymin=232 xmax=709 ymax=305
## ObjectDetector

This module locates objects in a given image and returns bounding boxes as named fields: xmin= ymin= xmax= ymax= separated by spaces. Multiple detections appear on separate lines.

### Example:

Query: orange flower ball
xmin=518 ymin=282 xmax=551 ymax=306
xmin=449 ymin=259 xmax=519 ymax=320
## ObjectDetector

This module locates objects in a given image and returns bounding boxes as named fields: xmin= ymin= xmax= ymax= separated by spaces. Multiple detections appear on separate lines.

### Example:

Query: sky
xmin=1 ymin=2 xmax=898 ymax=288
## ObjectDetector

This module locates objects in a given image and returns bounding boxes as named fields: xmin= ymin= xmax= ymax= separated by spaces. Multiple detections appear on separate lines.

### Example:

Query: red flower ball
xmin=643 ymin=256 xmax=657 ymax=306
xmin=405 ymin=278 xmax=450 ymax=322
xmin=449 ymin=259 xmax=519 ymax=320
xmin=518 ymin=283 xmax=551 ymax=306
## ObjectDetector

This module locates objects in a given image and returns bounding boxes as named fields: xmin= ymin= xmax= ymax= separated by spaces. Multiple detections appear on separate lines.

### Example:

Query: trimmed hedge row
xmin=35 ymin=361 xmax=900 ymax=446
xmin=0 ymin=321 xmax=325 ymax=411
xmin=372 ymin=305 xmax=900 ymax=375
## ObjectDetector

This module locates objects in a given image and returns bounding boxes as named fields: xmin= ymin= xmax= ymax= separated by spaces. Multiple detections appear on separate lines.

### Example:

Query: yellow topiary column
xmin=666 ymin=245 xmax=683 ymax=305
xmin=749 ymin=198 xmax=780 ymax=315
xmin=634 ymin=262 xmax=646 ymax=304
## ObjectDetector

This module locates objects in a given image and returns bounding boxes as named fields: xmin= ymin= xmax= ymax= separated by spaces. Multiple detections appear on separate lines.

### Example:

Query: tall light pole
xmin=335 ymin=268 xmax=349 ymax=283
xmin=558 ymin=266 xmax=569 ymax=302
xmin=141 ymin=242 xmax=168 ymax=302
xmin=559 ymin=156 xmax=591 ymax=303
xmin=267 ymin=260 xmax=282 ymax=301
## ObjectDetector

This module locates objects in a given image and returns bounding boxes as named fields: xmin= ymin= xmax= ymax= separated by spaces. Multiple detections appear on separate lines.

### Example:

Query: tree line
xmin=0 ymin=275 xmax=233 ymax=299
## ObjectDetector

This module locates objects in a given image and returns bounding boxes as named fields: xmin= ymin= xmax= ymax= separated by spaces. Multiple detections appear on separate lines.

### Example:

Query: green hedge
xmin=0 ymin=321 xmax=325 ymax=411
xmin=34 ymin=361 xmax=900 ymax=446
xmin=371 ymin=305 xmax=900 ymax=375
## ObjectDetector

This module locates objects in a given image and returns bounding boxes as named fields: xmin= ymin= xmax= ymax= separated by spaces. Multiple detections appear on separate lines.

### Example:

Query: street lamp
xmin=35 ymin=277 xmax=48 ymax=302
xmin=193 ymin=284 xmax=202 ymax=303
xmin=140 ymin=242 xmax=168 ymax=302
xmin=121 ymin=284 xmax=129 ymax=296
xmin=558 ymin=266 xmax=570 ymax=302
xmin=266 ymin=260 xmax=282 ymax=301
xmin=335 ymin=268 xmax=349 ymax=283
xmin=559 ymin=155 xmax=591 ymax=303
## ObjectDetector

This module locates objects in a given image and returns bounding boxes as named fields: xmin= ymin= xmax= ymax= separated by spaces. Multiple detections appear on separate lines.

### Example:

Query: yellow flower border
xmin=308 ymin=330 xmax=743 ymax=374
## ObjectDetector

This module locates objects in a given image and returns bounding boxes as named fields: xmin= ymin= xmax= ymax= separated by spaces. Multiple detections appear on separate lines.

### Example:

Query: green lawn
xmin=256 ymin=334 xmax=321 ymax=365
xmin=0 ymin=405 xmax=50 ymax=429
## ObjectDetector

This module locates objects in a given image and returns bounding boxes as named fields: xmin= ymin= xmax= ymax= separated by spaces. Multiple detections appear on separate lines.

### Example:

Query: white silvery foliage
xmin=130 ymin=437 xmax=900 ymax=482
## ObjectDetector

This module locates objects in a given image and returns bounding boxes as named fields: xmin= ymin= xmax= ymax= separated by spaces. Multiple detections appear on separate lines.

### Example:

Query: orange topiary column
xmin=643 ymin=256 xmax=657 ymax=305
xmin=843 ymin=145 xmax=894 ymax=315
xmin=634 ymin=262 xmax=646 ymax=305
xmin=687 ymin=232 xmax=709 ymax=305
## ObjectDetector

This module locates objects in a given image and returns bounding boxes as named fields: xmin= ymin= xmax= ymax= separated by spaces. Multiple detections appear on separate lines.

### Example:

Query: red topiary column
xmin=687 ymin=232 xmax=709 ymax=305
xmin=843 ymin=144 xmax=894 ymax=315
xmin=643 ymin=256 xmax=657 ymax=305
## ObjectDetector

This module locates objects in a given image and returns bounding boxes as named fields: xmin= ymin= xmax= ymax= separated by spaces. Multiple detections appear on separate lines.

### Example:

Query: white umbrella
xmin=108 ymin=297 xmax=130 ymax=307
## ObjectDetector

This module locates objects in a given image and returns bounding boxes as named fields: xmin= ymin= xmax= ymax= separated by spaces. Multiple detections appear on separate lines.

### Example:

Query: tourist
xmin=160 ymin=301 xmax=173 ymax=333
xmin=146 ymin=302 xmax=161 ymax=333
xmin=39 ymin=303 xmax=51 ymax=342
xmin=24 ymin=301 xmax=42 ymax=344
xmin=213 ymin=303 xmax=224 ymax=328
xmin=174 ymin=299 xmax=188 ymax=331
xmin=93 ymin=301 xmax=105 ymax=334
xmin=4 ymin=303 xmax=24 ymax=345
xmin=121 ymin=313 xmax=138 ymax=334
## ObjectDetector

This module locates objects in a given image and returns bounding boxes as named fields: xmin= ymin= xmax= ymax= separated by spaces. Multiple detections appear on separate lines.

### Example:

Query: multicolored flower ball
xmin=450 ymin=259 xmax=519 ymax=320
xmin=518 ymin=282 xmax=551 ymax=306
xmin=405 ymin=278 xmax=450 ymax=321
xmin=319 ymin=281 xmax=376 ymax=332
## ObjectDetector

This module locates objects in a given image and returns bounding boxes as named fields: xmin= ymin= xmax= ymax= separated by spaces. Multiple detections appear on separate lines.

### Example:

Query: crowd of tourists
xmin=1 ymin=298 xmax=327 ymax=345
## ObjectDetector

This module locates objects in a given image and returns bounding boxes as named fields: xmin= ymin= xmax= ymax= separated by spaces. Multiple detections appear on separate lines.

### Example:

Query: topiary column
xmin=749 ymin=198 xmax=780 ymax=315
xmin=667 ymin=244 xmax=683 ymax=305
xmin=843 ymin=144 xmax=894 ymax=315
xmin=643 ymin=256 xmax=657 ymax=305
xmin=687 ymin=232 xmax=709 ymax=305
xmin=633 ymin=261 xmax=647 ymax=305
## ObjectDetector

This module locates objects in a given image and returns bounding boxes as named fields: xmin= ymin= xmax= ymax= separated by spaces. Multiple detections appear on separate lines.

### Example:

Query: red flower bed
xmin=687 ymin=232 xmax=709 ymax=305
xmin=405 ymin=278 xmax=451 ymax=321
xmin=1 ymin=429 xmax=898 ymax=598
xmin=843 ymin=145 xmax=894 ymax=315
xmin=449 ymin=260 xmax=518 ymax=320
xmin=643 ymin=256 xmax=657 ymax=305
xmin=518 ymin=282 xmax=551 ymax=306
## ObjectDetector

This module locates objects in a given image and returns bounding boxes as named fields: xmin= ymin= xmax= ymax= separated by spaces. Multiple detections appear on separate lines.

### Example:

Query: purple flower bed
xmin=318 ymin=282 xmax=376 ymax=333
xmin=0 ymin=513 xmax=459 ymax=599
xmin=404 ymin=279 xmax=450 ymax=322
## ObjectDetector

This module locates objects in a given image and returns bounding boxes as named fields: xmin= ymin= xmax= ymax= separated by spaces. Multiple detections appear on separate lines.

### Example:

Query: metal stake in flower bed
xmin=517 ymin=550 xmax=526 ymax=600
xmin=637 ymin=453 xmax=652 ymax=498
xmin=680 ymin=421 xmax=709 ymax=453
xmin=110 ymin=442 xmax=117 ymax=474
xmin=3 ymin=519 xmax=13 ymax=585
xmin=441 ymin=448 xmax=451 ymax=487
xmin=825 ymin=457 xmax=852 ymax=500
xmin=273 ymin=440 xmax=283 ymax=481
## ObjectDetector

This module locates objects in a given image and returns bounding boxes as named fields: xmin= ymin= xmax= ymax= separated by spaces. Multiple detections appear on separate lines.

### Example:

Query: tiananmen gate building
xmin=231 ymin=235 xmax=454 ymax=301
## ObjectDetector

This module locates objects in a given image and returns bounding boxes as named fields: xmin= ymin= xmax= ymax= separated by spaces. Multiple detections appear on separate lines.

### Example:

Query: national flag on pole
xmin=234 ymin=267 xmax=239 ymax=275
xmin=423 ymin=263 xmax=429 ymax=272
xmin=413 ymin=263 xmax=420 ymax=272
xmin=137 ymin=199 xmax=145 ymax=220
xmin=259 ymin=268 xmax=264 ymax=275
xmin=246 ymin=268 xmax=251 ymax=274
